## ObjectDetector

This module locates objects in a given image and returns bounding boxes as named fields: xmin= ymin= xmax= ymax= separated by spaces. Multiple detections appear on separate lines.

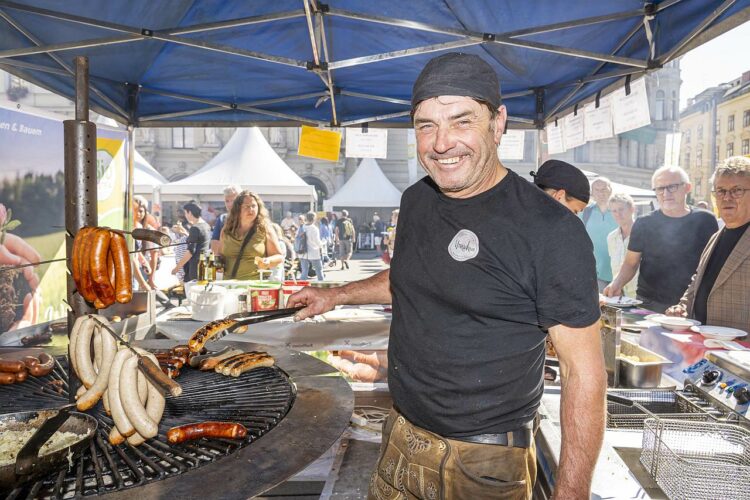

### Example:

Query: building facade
xmin=679 ymin=70 xmax=750 ymax=205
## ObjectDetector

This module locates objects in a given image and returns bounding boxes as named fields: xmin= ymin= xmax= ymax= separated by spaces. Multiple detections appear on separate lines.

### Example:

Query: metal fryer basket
xmin=606 ymin=389 xmax=715 ymax=430
xmin=640 ymin=418 xmax=750 ymax=499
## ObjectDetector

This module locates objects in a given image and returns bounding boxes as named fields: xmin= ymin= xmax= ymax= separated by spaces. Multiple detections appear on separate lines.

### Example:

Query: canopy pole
xmin=64 ymin=55 xmax=97 ymax=400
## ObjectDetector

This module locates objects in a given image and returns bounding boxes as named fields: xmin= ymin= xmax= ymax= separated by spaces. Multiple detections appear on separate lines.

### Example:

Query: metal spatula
xmin=15 ymin=404 xmax=76 ymax=476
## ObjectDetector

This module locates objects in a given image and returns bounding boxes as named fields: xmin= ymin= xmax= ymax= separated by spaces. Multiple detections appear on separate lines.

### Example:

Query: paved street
xmin=314 ymin=249 xmax=389 ymax=283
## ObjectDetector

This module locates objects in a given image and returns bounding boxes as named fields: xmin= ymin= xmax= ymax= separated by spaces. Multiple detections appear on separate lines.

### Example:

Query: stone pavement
xmin=316 ymin=249 xmax=389 ymax=283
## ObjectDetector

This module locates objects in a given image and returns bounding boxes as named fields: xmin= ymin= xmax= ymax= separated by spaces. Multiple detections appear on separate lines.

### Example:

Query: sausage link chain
xmin=71 ymin=226 xmax=133 ymax=309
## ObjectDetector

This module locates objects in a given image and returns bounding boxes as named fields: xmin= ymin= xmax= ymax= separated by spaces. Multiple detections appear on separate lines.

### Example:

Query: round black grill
xmin=2 ymin=355 xmax=295 ymax=498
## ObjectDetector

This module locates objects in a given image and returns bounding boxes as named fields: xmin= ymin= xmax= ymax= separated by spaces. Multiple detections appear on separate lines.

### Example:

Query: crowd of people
xmin=130 ymin=187 xmax=400 ymax=289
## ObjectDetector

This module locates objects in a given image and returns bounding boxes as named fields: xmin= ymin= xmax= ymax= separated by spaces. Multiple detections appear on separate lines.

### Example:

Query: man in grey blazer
xmin=668 ymin=156 xmax=750 ymax=331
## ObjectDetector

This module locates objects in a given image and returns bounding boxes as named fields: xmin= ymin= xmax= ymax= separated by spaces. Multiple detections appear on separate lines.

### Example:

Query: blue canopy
xmin=0 ymin=0 xmax=748 ymax=128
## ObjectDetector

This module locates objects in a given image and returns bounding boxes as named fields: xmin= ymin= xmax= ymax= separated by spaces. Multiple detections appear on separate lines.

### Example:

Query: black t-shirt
xmin=693 ymin=222 xmax=749 ymax=324
xmin=185 ymin=221 xmax=211 ymax=281
xmin=388 ymin=170 xmax=600 ymax=438
xmin=628 ymin=209 xmax=718 ymax=306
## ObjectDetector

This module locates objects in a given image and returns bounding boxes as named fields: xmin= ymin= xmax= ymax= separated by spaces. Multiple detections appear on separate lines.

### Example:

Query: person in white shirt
xmin=606 ymin=193 xmax=638 ymax=298
xmin=299 ymin=211 xmax=324 ymax=281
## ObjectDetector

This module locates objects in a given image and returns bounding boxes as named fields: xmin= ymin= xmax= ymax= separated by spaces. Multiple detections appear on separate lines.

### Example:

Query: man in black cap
xmin=532 ymin=159 xmax=590 ymax=214
xmin=290 ymin=52 xmax=604 ymax=499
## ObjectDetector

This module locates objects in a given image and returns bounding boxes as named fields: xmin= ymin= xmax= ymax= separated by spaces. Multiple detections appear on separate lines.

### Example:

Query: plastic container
xmin=247 ymin=281 xmax=282 ymax=312
xmin=281 ymin=280 xmax=310 ymax=308
xmin=189 ymin=284 xmax=227 ymax=321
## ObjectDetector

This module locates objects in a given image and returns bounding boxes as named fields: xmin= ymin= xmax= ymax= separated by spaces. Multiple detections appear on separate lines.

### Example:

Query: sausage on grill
xmin=89 ymin=228 xmax=116 ymax=309
xmin=166 ymin=422 xmax=248 ymax=444
xmin=188 ymin=318 xmax=238 ymax=353
xmin=0 ymin=358 xmax=25 ymax=373
xmin=77 ymin=323 xmax=117 ymax=411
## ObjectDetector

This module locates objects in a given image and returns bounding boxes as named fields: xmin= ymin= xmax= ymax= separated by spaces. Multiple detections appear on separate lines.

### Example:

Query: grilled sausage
xmin=89 ymin=228 xmax=116 ymax=309
xmin=214 ymin=353 xmax=250 ymax=375
xmin=77 ymin=322 xmax=117 ymax=411
xmin=108 ymin=248 xmax=116 ymax=290
xmin=109 ymin=231 xmax=133 ymax=304
xmin=167 ymin=422 xmax=248 ymax=444
xmin=188 ymin=318 xmax=238 ymax=353
xmin=78 ymin=228 xmax=98 ymax=304
xmin=72 ymin=227 xmax=93 ymax=298
xmin=0 ymin=372 xmax=15 ymax=385
xmin=197 ymin=348 xmax=244 ymax=370
xmin=0 ymin=358 xmax=25 ymax=373
xmin=37 ymin=352 xmax=55 ymax=371
xmin=230 ymin=354 xmax=275 ymax=377
xmin=21 ymin=356 xmax=39 ymax=369
xmin=14 ymin=368 xmax=28 ymax=383
xmin=28 ymin=363 xmax=52 ymax=378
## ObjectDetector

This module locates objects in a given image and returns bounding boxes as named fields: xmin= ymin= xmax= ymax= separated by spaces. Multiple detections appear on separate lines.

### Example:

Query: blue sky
xmin=679 ymin=21 xmax=750 ymax=108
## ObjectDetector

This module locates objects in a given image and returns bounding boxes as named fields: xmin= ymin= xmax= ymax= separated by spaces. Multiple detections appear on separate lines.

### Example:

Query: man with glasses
xmin=604 ymin=165 xmax=718 ymax=313
xmin=666 ymin=156 xmax=750 ymax=331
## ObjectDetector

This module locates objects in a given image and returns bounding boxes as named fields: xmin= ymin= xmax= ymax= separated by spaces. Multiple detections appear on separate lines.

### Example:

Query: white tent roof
xmin=324 ymin=158 xmax=402 ymax=210
xmin=160 ymin=127 xmax=315 ymax=203
xmin=134 ymin=149 xmax=168 ymax=194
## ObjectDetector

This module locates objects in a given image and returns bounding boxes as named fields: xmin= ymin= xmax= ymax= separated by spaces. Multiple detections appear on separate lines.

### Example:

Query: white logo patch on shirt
xmin=448 ymin=229 xmax=479 ymax=262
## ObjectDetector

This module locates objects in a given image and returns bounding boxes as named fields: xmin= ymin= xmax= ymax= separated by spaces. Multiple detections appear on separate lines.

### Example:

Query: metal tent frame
xmin=0 ymin=0 xmax=748 ymax=129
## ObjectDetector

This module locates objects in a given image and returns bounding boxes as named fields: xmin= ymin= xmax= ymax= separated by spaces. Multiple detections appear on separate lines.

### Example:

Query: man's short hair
xmin=651 ymin=165 xmax=689 ymax=187
xmin=591 ymin=177 xmax=612 ymax=190
xmin=305 ymin=211 xmax=316 ymax=223
xmin=183 ymin=202 xmax=202 ymax=218
xmin=608 ymin=193 xmax=634 ymax=209
xmin=342 ymin=209 xmax=349 ymax=217
xmin=223 ymin=184 xmax=242 ymax=196
xmin=711 ymin=156 xmax=750 ymax=186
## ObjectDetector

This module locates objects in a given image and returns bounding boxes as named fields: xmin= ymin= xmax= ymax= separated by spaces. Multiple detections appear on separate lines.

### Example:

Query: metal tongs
xmin=89 ymin=316 xmax=183 ymax=397
xmin=212 ymin=307 xmax=304 ymax=341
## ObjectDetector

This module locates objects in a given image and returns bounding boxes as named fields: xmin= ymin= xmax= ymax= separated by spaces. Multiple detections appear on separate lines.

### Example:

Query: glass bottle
xmin=207 ymin=251 xmax=217 ymax=281
xmin=197 ymin=252 xmax=207 ymax=283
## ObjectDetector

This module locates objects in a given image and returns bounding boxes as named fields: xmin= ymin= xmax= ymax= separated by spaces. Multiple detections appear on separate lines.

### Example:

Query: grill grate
xmin=1 ymin=355 xmax=295 ymax=498
xmin=606 ymin=389 xmax=719 ymax=430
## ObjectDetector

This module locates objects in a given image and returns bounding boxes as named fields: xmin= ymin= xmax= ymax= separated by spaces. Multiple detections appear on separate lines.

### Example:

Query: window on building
xmin=573 ymin=143 xmax=590 ymax=163
xmin=744 ymin=110 xmax=750 ymax=128
xmin=715 ymin=144 xmax=720 ymax=162
xmin=172 ymin=128 xmax=195 ymax=149
xmin=695 ymin=178 xmax=703 ymax=197
xmin=697 ymin=125 xmax=703 ymax=140
xmin=696 ymin=150 xmax=703 ymax=169
xmin=684 ymin=152 xmax=690 ymax=168
xmin=728 ymin=114 xmax=735 ymax=132
xmin=684 ymin=129 xmax=691 ymax=144
xmin=715 ymin=117 xmax=720 ymax=135
xmin=727 ymin=142 xmax=734 ymax=157
xmin=743 ymin=139 xmax=749 ymax=156
xmin=671 ymin=90 xmax=678 ymax=121
xmin=655 ymin=90 xmax=665 ymax=121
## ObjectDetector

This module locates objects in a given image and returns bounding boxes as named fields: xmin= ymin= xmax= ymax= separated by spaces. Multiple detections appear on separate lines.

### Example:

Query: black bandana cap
xmin=531 ymin=160 xmax=591 ymax=204
xmin=411 ymin=52 xmax=502 ymax=110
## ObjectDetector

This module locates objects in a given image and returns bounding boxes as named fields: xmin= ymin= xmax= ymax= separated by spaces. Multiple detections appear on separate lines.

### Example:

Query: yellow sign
xmin=298 ymin=125 xmax=341 ymax=162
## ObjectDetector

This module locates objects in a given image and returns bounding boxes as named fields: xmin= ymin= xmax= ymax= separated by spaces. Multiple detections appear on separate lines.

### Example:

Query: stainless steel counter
xmin=537 ymin=386 xmax=665 ymax=499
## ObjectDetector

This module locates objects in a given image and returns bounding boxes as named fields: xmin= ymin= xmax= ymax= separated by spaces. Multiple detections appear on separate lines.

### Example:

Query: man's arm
xmin=603 ymin=250 xmax=641 ymax=296
xmin=547 ymin=321 xmax=606 ymax=499
xmin=288 ymin=269 xmax=391 ymax=320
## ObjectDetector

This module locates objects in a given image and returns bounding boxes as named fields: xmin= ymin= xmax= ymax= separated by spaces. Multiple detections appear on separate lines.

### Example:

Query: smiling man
xmin=666 ymin=156 xmax=750 ymax=331
xmin=289 ymin=52 xmax=605 ymax=499
xmin=604 ymin=165 xmax=718 ymax=312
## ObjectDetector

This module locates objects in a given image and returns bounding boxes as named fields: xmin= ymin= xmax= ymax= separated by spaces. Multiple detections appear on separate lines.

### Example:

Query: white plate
xmin=600 ymin=296 xmax=643 ymax=307
xmin=690 ymin=325 xmax=748 ymax=340
xmin=645 ymin=314 xmax=666 ymax=321
xmin=637 ymin=320 xmax=659 ymax=329
xmin=653 ymin=316 xmax=701 ymax=331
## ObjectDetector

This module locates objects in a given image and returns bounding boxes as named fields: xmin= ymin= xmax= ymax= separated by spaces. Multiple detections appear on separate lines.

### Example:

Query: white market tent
xmin=324 ymin=158 xmax=402 ymax=211
xmin=160 ymin=127 xmax=316 ymax=204
xmin=134 ymin=149 xmax=168 ymax=195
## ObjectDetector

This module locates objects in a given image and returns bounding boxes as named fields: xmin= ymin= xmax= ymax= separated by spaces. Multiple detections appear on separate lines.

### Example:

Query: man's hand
xmin=287 ymin=287 xmax=340 ymax=321
xmin=601 ymin=283 xmax=620 ymax=297
xmin=665 ymin=304 xmax=687 ymax=317
xmin=0 ymin=233 xmax=41 ymax=290
xmin=11 ymin=288 xmax=41 ymax=330
xmin=326 ymin=350 xmax=387 ymax=382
